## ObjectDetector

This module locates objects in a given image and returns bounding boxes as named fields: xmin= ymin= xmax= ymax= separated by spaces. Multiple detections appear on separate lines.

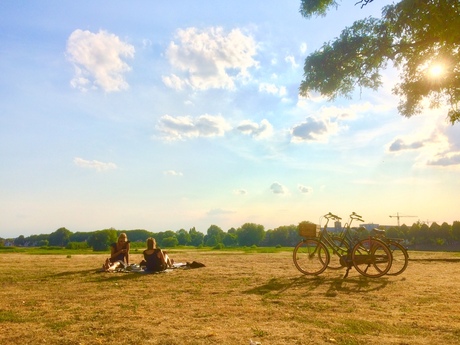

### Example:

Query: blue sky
xmin=1 ymin=1 xmax=458 ymax=238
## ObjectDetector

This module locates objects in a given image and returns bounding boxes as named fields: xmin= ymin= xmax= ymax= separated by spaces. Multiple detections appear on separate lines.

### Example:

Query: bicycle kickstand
xmin=343 ymin=267 xmax=351 ymax=279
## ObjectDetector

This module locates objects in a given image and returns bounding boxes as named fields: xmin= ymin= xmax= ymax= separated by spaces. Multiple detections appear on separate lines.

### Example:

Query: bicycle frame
xmin=318 ymin=212 xmax=364 ymax=259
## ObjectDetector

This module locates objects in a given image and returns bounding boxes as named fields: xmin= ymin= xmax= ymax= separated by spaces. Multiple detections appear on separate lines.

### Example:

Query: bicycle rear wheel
xmin=386 ymin=240 xmax=409 ymax=276
xmin=293 ymin=239 xmax=329 ymax=275
xmin=351 ymin=238 xmax=392 ymax=278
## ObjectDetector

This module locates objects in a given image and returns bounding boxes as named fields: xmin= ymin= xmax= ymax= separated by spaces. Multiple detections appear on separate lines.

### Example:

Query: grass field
xmin=1 ymin=249 xmax=460 ymax=345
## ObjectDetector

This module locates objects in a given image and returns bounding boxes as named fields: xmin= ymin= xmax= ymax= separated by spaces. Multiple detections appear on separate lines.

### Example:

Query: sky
xmin=1 ymin=1 xmax=459 ymax=238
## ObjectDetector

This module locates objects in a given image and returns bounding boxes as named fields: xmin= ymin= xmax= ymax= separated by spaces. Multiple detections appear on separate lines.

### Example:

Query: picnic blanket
xmin=99 ymin=261 xmax=205 ymax=273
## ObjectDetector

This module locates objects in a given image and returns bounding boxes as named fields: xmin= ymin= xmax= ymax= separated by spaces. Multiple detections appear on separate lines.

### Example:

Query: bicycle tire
xmin=351 ymin=238 xmax=392 ymax=278
xmin=293 ymin=239 xmax=329 ymax=275
xmin=386 ymin=240 xmax=409 ymax=276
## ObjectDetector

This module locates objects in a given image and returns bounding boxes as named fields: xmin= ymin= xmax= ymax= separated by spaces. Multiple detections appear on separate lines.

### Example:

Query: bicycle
xmin=293 ymin=212 xmax=393 ymax=278
xmin=370 ymin=228 xmax=409 ymax=276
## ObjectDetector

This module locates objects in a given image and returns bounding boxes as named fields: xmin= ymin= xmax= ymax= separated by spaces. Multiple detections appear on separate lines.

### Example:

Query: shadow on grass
xmin=46 ymin=268 xmax=157 ymax=282
xmin=408 ymin=258 xmax=460 ymax=262
xmin=243 ymin=273 xmax=392 ymax=296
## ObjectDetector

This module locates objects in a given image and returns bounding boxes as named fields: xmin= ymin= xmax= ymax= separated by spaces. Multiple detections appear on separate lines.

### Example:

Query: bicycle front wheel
xmin=293 ymin=239 xmax=329 ymax=275
xmin=386 ymin=240 xmax=409 ymax=276
xmin=351 ymin=238 xmax=392 ymax=278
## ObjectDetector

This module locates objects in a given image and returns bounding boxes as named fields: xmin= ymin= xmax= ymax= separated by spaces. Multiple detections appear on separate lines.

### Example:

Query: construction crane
xmin=389 ymin=212 xmax=418 ymax=227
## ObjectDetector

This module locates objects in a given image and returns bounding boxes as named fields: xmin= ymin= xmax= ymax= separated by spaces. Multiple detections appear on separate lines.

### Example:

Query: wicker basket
xmin=298 ymin=223 xmax=320 ymax=238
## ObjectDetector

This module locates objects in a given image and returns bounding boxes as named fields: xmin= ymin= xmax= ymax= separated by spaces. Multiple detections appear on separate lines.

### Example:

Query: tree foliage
xmin=7 ymin=218 xmax=460 ymax=250
xmin=204 ymin=225 xmax=225 ymax=247
xmin=237 ymin=223 xmax=265 ymax=246
xmin=299 ymin=0 xmax=460 ymax=124
xmin=48 ymin=227 xmax=72 ymax=247
xmin=87 ymin=229 xmax=118 ymax=251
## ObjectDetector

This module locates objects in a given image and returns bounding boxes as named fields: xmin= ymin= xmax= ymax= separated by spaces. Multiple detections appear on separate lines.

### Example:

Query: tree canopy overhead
xmin=299 ymin=0 xmax=460 ymax=124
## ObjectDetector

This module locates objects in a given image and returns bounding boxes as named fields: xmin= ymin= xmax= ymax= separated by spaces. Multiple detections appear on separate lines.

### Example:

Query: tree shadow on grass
xmin=243 ymin=273 xmax=392 ymax=296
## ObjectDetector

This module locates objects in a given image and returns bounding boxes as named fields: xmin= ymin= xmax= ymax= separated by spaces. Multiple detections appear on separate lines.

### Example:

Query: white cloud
xmin=285 ymin=55 xmax=298 ymax=68
xmin=270 ymin=182 xmax=288 ymax=194
xmin=427 ymin=153 xmax=460 ymax=166
xmin=163 ymin=170 xmax=183 ymax=176
xmin=388 ymin=138 xmax=424 ymax=152
xmin=233 ymin=189 xmax=248 ymax=195
xmin=298 ymin=185 xmax=312 ymax=193
xmin=161 ymin=74 xmax=187 ymax=90
xmin=291 ymin=116 xmax=339 ymax=143
xmin=236 ymin=119 xmax=273 ymax=139
xmin=291 ymin=103 xmax=376 ymax=143
xmin=300 ymin=42 xmax=307 ymax=54
xmin=73 ymin=157 xmax=117 ymax=172
xmin=66 ymin=29 xmax=135 ymax=92
xmin=164 ymin=26 xmax=258 ymax=90
xmin=258 ymin=83 xmax=287 ymax=97
xmin=157 ymin=114 xmax=231 ymax=140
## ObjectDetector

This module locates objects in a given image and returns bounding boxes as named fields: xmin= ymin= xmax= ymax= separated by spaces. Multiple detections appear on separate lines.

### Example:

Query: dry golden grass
xmin=1 ymin=250 xmax=460 ymax=345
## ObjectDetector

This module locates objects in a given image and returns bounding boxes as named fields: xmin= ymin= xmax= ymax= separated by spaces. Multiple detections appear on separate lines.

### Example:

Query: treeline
xmin=2 ymin=220 xmax=460 ymax=251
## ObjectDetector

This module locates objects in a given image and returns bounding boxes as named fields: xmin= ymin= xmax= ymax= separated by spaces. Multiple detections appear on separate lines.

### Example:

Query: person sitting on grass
xmin=102 ymin=233 xmax=130 ymax=272
xmin=140 ymin=237 xmax=174 ymax=272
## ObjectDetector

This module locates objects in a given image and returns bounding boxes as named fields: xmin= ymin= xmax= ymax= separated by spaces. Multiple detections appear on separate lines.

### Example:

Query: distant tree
xmin=237 ymin=223 xmax=265 ymax=246
xmin=399 ymin=224 xmax=409 ymax=240
xmin=176 ymin=229 xmax=191 ymax=245
xmin=188 ymin=227 xmax=204 ymax=247
xmin=162 ymin=237 xmax=179 ymax=248
xmin=48 ymin=227 xmax=72 ymax=247
xmin=299 ymin=0 xmax=460 ymax=124
xmin=385 ymin=226 xmax=404 ymax=239
xmin=407 ymin=222 xmax=421 ymax=244
xmin=124 ymin=229 xmax=153 ymax=242
xmin=69 ymin=232 xmax=92 ymax=243
xmin=38 ymin=240 xmax=49 ymax=247
xmin=265 ymin=225 xmax=299 ymax=246
xmin=24 ymin=234 xmax=49 ymax=246
xmin=227 ymin=227 xmax=237 ymax=234
xmin=268 ymin=226 xmax=290 ymax=246
xmin=419 ymin=223 xmax=431 ymax=244
xmin=154 ymin=230 xmax=177 ymax=246
xmin=87 ymin=229 xmax=118 ymax=251
xmin=222 ymin=232 xmax=238 ymax=247
xmin=438 ymin=222 xmax=452 ymax=243
xmin=14 ymin=235 xmax=26 ymax=246
xmin=452 ymin=221 xmax=460 ymax=241
xmin=204 ymin=225 xmax=224 ymax=247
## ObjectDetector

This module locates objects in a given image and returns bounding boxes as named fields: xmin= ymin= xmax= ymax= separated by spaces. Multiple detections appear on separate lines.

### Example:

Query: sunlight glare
xmin=429 ymin=64 xmax=444 ymax=78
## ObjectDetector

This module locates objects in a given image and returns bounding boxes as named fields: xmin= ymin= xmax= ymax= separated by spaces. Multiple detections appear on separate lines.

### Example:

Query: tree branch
xmin=355 ymin=0 xmax=374 ymax=8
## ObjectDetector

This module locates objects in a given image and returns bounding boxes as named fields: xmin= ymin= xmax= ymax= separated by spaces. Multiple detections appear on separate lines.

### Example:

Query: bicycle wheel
xmin=386 ymin=240 xmax=409 ymax=276
xmin=293 ymin=239 xmax=329 ymax=275
xmin=351 ymin=238 xmax=392 ymax=278
xmin=327 ymin=235 xmax=347 ymax=270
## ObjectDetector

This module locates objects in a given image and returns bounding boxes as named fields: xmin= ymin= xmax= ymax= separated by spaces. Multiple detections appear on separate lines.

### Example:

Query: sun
xmin=429 ymin=64 xmax=444 ymax=78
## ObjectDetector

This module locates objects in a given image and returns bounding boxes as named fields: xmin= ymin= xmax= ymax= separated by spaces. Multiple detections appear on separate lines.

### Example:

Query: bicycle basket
xmin=298 ymin=223 xmax=320 ymax=238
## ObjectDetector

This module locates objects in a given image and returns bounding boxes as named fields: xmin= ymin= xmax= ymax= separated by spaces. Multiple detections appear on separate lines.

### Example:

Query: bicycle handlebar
xmin=350 ymin=212 xmax=364 ymax=222
xmin=324 ymin=212 xmax=341 ymax=220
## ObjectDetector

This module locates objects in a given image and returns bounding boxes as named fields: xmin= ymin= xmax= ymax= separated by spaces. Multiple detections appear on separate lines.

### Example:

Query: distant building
xmin=360 ymin=223 xmax=379 ymax=231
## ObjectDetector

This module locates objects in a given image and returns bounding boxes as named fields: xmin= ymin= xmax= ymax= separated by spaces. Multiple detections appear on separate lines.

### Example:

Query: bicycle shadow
xmin=243 ymin=272 xmax=392 ymax=296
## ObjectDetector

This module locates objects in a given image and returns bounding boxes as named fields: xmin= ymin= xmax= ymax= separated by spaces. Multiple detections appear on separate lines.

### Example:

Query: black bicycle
xmin=293 ymin=212 xmax=393 ymax=278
